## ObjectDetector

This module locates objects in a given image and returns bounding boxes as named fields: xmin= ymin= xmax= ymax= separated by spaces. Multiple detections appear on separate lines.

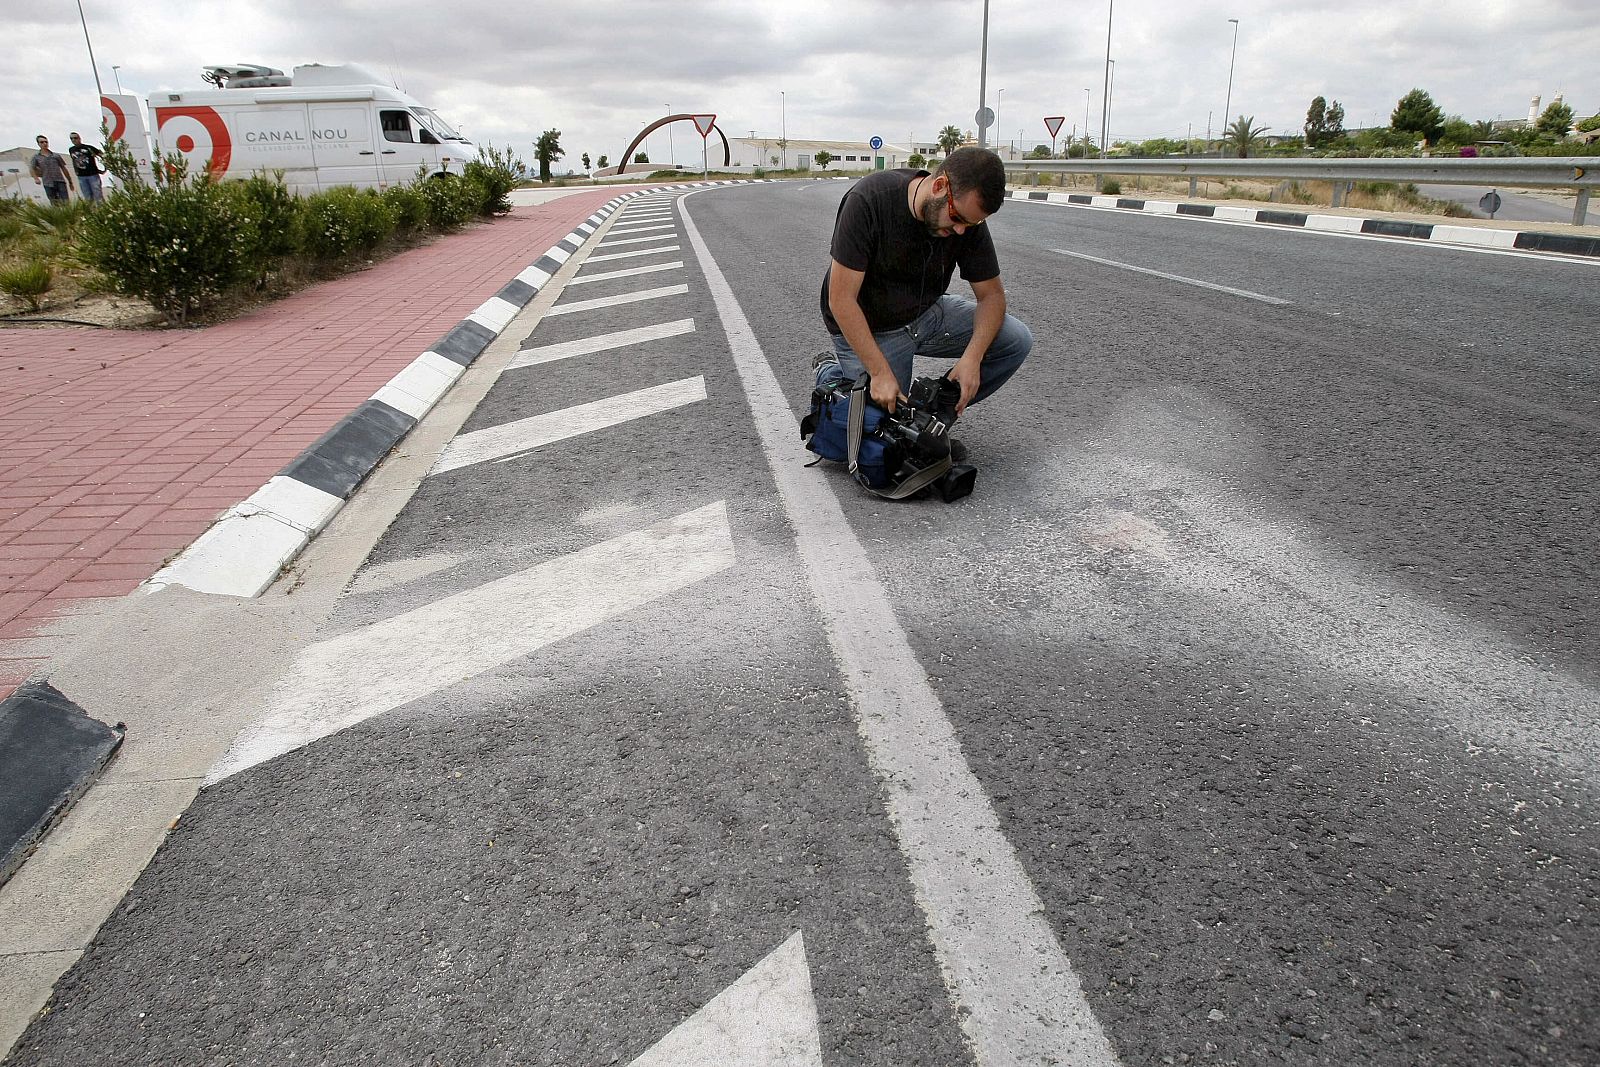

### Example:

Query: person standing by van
xmin=29 ymin=136 xmax=75 ymax=205
xmin=68 ymin=133 xmax=106 ymax=202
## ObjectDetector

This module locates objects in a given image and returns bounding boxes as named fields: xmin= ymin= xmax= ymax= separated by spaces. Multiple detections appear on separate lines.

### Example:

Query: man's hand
xmin=870 ymin=373 xmax=903 ymax=413
xmin=947 ymin=356 xmax=982 ymax=416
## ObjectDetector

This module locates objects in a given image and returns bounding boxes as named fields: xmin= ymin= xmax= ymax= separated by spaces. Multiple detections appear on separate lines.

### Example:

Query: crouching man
xmin=817 ymin=146 xmax=1032 ymax=455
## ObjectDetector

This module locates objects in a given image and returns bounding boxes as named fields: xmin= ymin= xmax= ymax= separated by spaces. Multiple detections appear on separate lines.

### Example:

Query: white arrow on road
xmin=629 ymin=932 xmax=823 ymax=1067
xmin=206 ymin=501 xmax=735 ymax=783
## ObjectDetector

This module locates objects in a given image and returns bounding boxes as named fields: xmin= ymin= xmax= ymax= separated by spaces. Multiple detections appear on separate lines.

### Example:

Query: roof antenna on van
xmin=388 ymin=45 xmax=404 ymax=92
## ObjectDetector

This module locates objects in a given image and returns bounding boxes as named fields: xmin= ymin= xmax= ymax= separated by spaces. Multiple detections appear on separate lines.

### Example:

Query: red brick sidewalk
xmin=0 ymin=189 xmax=623 ymax=699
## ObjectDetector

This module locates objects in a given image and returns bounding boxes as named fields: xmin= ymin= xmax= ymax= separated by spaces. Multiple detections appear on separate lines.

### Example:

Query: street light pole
xmin=112 ymin=65 xmax=123 ymax=93
xmin=976 ymin=0 xmax=991 ymax=147
xmin=997 ymin=88 xmax=1004 ymax=155
xmin=780 ymin=90 xmax=786 ymax=169
xmin=1100 ymin=0 xmax=1114 ymax=158
xmin=1107 ymin=59 xmax=1116 ymax=153
xmin=1222 ymin=17 xmax=1240 ymax=157
xmin=1084 ymin=88 xmax=1092 ymax=155
xmin=75 ymin=0 xmax=104 ymax=98
xmin=666 ymin=103 xmax=674 ymax=167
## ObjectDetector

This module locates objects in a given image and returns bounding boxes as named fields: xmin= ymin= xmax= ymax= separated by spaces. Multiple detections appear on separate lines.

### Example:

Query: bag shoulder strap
xmin=846 ymin=376 xmax=951 ymax=501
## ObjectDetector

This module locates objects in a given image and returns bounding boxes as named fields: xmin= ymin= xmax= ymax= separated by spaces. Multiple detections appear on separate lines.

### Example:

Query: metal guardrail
xmin=1003 ymin=157 xmax=1596 ymax=225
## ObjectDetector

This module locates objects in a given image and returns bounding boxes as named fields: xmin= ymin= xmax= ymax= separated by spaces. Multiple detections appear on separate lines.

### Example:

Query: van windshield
xmin=411 ymin=108 xmax=466 ymax=143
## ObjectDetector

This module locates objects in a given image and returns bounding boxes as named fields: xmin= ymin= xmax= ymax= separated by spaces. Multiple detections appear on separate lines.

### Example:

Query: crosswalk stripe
xmin=507 ymin=318 xmax=696 ymax=370
xmin=546 ymin=284 xmax=688 ymax=317
xmin=565 ymin=262 xmax=684 ymax=286
xmin=433 ymin=376 xmax=707 ymax=473
xmin=607 ymin=223 xmax=676 ymax=234
xmin=205 ymin=502 xmax=737 ymax=783
xmin=587 ymin=245 xmax=683 ymax=263
xmin=599 ymin=233 xmax=680 ymax=248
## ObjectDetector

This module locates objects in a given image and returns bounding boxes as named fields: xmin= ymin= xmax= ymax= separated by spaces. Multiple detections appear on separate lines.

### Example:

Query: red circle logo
xmin=154 ymin=106 xmax=233 ymax=177
xmin=100 ymin=96 xmax=127 ymax=143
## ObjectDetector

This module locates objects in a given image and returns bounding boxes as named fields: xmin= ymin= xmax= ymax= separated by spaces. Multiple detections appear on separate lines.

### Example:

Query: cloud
xmin=6 ymin=0 xmax=1596 ymax=165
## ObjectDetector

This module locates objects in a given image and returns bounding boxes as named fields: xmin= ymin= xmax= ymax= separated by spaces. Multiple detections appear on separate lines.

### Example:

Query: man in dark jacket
xmin=68 ymin=132 xmax=106 ymax=202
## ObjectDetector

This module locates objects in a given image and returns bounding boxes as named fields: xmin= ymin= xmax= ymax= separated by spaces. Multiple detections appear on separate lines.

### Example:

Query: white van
xmin=113 ymin=62 xmax=478 ymax=193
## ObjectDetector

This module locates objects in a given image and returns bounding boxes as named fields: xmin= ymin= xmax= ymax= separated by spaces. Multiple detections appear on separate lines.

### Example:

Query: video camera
xmin=805 ymin=373 xmax=978 ymax=502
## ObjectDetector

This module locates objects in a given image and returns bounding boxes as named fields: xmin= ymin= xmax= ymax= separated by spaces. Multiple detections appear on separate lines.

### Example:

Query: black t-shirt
xmin=68 ymin=143 xmax=104 ymax=176
xmin=820 ymin=168 xmax=1000 ymax=335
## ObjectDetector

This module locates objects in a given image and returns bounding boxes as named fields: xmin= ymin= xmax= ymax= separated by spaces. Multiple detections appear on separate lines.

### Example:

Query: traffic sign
xmin=974 ymin=106 xmax=994 ymax=129
xmin=870 ymin=136 xmax=884 ymax=151
xmin=1044 ymin=116 xmax=1065 ymax=138
xmin=1479 ymin=189 xmax=1502 ymax=217
xmin=691 ymin=114 xmax=717 ymax=138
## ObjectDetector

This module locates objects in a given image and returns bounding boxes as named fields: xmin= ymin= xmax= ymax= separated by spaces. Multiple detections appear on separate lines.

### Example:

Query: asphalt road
xmin=8 ymin=184 xmax=1598 ymax=1067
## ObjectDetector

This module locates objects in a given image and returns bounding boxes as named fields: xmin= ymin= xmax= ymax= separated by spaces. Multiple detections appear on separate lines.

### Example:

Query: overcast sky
xmin=10 ymin=0 xmax=1597 ymax=168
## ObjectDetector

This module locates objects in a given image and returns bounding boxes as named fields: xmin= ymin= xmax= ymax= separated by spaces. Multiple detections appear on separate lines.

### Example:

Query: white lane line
xmin=545 ymin=284 xmax=689 ymax=318
xmin=508 ymin=318 xmax=696 ymax=370
xmin=607 ymin=223 xmax=677 ymax=234
xmin=434 ymin=376 xmax=707 ymax=473
xmin=683 ymin=193 xmax=1122 ymax=1066
xmin=1052 ymin=248 xmax=1291 ymax=305
xmin=621 ymin=211 xmax=673 ymax=220
xmin=565 ymin=262 xmax=685 ymax=286
xmin=205 ymin=502 xmax=736 ymax=783
xmin=587 ymin=245 xmax=683 ymax=263
xmin=599 ymin=233 xmax=681 ymax=248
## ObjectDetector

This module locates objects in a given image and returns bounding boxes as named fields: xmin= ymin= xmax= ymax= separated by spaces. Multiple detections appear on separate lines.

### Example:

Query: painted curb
xmin=0 ymin=680 xmax=124 ymax=887
xmin=1006 ymin=187 xmax=1600 ymax=258
xmin=144 ymin=181 xmax=773 ymax=599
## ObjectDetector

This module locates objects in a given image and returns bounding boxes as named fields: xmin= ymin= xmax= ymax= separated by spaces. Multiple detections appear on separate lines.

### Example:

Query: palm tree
xmin=937 ymin=125 xmax=964 ymax=157
xmin=1223 ymin=115 xmax=1270 ymax=158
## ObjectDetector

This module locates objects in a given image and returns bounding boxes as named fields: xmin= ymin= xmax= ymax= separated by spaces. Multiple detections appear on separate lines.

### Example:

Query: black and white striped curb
xmin=146 ymin=181 xmax=773 ymax=598
xmin=1007 ymin=188 xmax=1600 ymax=259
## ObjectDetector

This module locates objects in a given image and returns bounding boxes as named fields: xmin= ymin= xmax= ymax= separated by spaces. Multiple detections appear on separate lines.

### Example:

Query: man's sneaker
xmin=812 ymin=350 xmax=840 ymax=370
xmin=948 ymin=438 xmax=969 ymax=463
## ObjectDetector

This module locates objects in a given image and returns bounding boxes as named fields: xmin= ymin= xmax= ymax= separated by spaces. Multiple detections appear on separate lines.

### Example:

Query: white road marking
xmin=205 ymin=502 xmax=736 ymax=783
xmin=1052 ymin=247 xmax=1291 ymax=305
xmin=683 ymin=193 xmax=1122 ymax=1066
xmin=599 ymin=233 xmax=681 ymax=248
xmin=433 ymin=376 xmax=707 ymax=473
xmin=564 ymin=262 xmax=684 ymax=286
xmin=629 ymin=932 xmax=822 ymax=1067
xmin=545 ymin=284 xmax=689 ymax=317
xmin=587 ymin=245 xmax=683 ymax=263
xmin=607 ymin=223 xmax=677 ymax=234
xmin=507 ymin=319 xmax=696 ymax=370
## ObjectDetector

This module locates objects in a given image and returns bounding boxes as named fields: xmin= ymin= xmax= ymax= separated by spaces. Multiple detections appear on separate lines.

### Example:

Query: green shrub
xmin=77 ymin=166 xmax=256 ymax=323
xmin=1100 ymin=178 xmax=1122 ymax=195
xmin=229 ymin=173 xmax=299 ymax=272
xmin=383 ymin=183 xmax=429 ymax=234
xmin=0 ymin=259 xmax=52 ymax=311
xmin=462 ymin=143 xmax=523 ymax=215
xmin=417 ymin=174 xmax=478 ymax=229
xmin=298 ymin=186 xmax=397 ymax=260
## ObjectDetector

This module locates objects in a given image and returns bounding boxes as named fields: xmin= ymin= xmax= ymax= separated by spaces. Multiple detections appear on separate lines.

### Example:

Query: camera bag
xmin=801 ymin=375 xmax=953 ymax=500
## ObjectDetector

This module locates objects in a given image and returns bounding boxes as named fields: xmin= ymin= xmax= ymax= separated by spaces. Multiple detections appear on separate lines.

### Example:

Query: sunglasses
xmin=944 ymin=185 xmax=983 ymax=229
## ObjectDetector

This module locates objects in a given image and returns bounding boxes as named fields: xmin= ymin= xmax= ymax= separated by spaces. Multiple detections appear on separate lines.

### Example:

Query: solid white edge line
xmin=678 ymin=187 xmax=1122 ymax=1066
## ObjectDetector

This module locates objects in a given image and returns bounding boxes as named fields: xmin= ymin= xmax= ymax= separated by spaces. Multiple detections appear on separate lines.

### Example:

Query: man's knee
xmin=996 ymin=314 xmax=1033 ymax=361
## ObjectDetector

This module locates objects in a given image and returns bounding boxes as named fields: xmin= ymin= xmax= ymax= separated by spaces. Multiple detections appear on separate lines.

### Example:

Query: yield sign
xmin=691 ymin=113 xmax=717 ymax=138
xmin=1044 ymin=116 xmax=1065 ymax=138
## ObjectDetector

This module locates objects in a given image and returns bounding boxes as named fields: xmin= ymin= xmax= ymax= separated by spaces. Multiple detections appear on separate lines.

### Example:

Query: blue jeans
xmin=819 ymin=294 xmax=1032 ymax=407
xmin=77 ymin=174 xmax=103 ymax=201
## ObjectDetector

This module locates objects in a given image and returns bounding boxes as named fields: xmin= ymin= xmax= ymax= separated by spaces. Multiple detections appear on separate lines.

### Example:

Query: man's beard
xmin=921 ymin=193 xmax=949 ymax=236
